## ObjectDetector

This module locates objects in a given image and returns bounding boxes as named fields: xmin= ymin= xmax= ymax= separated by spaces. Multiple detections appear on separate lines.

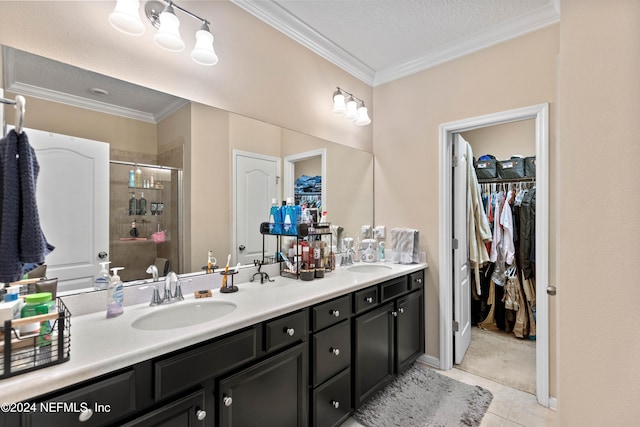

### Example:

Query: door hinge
xmin=452 ymin=155 xmax=458 ymax=167
xmin=276 ymin=175 xmax=280 ymax=184
xmin=452 ymin=238 xmax=459 ymax=250
xmin=453 ymin=321 xmax=459 ymax=332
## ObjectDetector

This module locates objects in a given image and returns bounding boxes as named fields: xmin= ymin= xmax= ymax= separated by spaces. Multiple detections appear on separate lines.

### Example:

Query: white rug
xmin=353 ymin=364 xmax=493 ymax=427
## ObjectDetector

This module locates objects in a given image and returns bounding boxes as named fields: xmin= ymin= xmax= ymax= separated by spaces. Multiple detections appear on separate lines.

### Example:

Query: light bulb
xmin=154 ymin=6 xmax=185 ymax=51
xmin=344 ymin=97 xmax=358 ymax=121
xmin=191 ymin=25 xmax=219 ymax=66
xmin=332 ymin=91 xmax=346 ymax=115
xmin=109 ymin=0 xmax=145 ymax=36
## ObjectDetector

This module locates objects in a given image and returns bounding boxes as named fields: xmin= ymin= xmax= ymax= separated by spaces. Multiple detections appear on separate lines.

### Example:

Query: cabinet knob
xmin=415 ymin=278 xmax=423 ymax=284
xmin=285 ymin=327 xmax=295 ymax=336
xmin=330 ymin=347 xmax=340 ymax=356
xmin=365 ymin=297 xmax=374 ymax=304
xmin=78 ymin=408 xmax=93 ymax=422
xmin=331 ymin=400 xmax=340 ymax=409
xmin=196 ymin=409 xmax=207 ymax=421
xmin=223 ymin=396 xmax=233 ymax=407
xmin=330 ymin=309 xmax=340 ymax=317
xmin=399 ymin=308 xmax=404 ymax=314
xmin=392 ymin=311 xmax=398 ymax=317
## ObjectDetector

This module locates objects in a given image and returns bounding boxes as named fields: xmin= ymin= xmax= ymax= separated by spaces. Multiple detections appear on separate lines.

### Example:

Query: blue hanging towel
xmin=0 ymin=129 xmax=54 ymax=282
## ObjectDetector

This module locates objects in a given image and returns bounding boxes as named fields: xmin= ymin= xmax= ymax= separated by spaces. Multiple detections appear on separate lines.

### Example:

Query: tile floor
xmin=341 ymin=366 xmax=557 ymax=427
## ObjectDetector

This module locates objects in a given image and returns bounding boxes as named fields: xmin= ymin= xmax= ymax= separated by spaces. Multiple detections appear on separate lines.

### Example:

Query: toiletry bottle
xmin=269 ymin=198 xmax=282 ymax=234
xmin=135 ymin=167 xmax=143 ymax=187
xmin=139 ymin=192 xmax=147 ymax=215
xmin=129 ymin=192 xmax=137 ymax=215
xmin=379 ymin=241 xmax=386 ymax=262
xmin=128 ymin=170 xmax=135 ymax=188
xmin=106 ymin=267 xmax=125 ymax=318
xmin=94 ymin=261 xmax=111 ymax=290
xmin=283 ymin=197 xmax=297 ymax=235
xmin=207 ymin=250 xmax=214 ymax=273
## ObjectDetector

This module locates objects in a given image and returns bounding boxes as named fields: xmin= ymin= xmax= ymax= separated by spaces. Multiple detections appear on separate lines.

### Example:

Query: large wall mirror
xmin=1 ymin=46 xmax=374 ymax=293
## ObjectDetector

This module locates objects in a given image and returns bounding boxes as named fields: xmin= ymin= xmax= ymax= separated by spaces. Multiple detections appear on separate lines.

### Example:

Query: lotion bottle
xmin=106 ymin=267 xmax=125 ymax=318
xmin=94 ymin=261 xmax=111 ymax=290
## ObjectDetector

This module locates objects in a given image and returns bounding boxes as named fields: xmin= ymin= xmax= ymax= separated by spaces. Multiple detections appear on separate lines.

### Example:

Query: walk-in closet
xmin=457 ymin=119 xmax=537 ymax=394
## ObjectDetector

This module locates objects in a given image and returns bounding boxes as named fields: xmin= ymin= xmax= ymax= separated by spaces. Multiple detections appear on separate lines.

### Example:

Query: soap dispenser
xmin=94 ymin=261 xmax=111 ymax=290
xmin=106 ymin=267 xmax=125 ymax=318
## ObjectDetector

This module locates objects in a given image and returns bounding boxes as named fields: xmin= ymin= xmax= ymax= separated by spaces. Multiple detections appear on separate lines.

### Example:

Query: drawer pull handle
xmin=365 ymin=297 xmax=374 ymax=304
xmin=392 ymin=311 xmax=398 ymax=317
xmin=331 ymin=400 xmax=340 ymax=409
xmin=285 ymin=327 xmax=295 ymax=336
xmin=399 ymin=308 xmax=404 ymax=314
xmin=196 ymin=409 xmax=207 ymax=421
xmin=415 ymin=278 xmax=423 ymax=284
xmin=223 ymin=396 xmax=233 ymax=407
xmin=330 ymin=309 xmax=340 ymax=317
xmin=330 ymin=347 xmax=340 ymax=356
xmin=78 ymin=408 xmax=93 ymax=422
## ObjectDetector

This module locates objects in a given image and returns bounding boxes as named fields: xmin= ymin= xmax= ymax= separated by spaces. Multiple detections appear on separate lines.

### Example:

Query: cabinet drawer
xmin=312 ymin=368 xmax=351 ymax=427
xmin=409 ymin=270 xmax=425 ymax=290
xmin=264 ymin=310 xmax=308 ymax=353
xmin=380 ymin=276 xmax=409 ymax=302
xmin=312 ymin=320 xmax=350 ymax=386
xmin=154 ymin=327 xmax=257 ymax=400
xmin=29 ymin=370 xmax=136 ymax=427
xmin=353 ymin=286 xmax=379 ymax=314
xmin=121 ymin=389 xmax=206 ymax=426
xmin=312 ymin=295 xmax=351 ymax=331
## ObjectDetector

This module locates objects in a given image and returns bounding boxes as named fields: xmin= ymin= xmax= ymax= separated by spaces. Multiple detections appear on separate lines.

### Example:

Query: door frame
xmin=438 ymin=103 xmax=550 ymax=406
xmin=232 ymin=150 xmax=281 ymax=265
xmin=283 ymin=148 xmax=326 ymax=212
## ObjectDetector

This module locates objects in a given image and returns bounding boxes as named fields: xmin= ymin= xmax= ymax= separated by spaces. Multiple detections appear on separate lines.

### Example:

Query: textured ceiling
xmin=2 ymin=0 xmax=559 ymax=120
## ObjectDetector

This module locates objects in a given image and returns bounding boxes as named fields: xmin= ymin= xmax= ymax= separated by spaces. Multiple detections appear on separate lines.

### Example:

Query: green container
xmin=21 ymin=292 xmax=53 ymax=346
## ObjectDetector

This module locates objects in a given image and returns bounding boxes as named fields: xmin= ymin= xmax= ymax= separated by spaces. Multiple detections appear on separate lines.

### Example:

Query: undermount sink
xmin=131 ymin=300 xmax=237 ymax=331
xmin=347 ymin=264 xmax=393 ymax=273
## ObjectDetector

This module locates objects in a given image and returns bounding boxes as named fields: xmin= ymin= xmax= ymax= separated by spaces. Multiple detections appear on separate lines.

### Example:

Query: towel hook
xmin=14 ymin=95 xmax=25 ymax=134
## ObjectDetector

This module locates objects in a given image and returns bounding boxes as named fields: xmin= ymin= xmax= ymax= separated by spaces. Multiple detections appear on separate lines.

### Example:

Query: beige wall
xmin=462 ymin=119 xmax=536 ymax=160
xmin=373 ymin=25 xmax=559 ymax=394
xmin=557 ymin=0 xmax=640 ymax=424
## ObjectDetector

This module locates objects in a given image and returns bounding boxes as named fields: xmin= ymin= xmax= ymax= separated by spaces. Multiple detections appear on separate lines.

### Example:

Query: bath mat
xmin=353 ymin=364 xmax=493 ymax=427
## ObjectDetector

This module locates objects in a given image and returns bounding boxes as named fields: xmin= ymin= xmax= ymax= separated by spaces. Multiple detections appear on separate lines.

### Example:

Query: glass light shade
xmin=109 ymin=0 xmax=145 ymax=36
xmin=344 ymin=97 xmax=358 ymax=121
xmin=355 ymin=106 xmax=371 ymax=126
xmin=191 ymin=29 xmax=219 ymax=66
xmin=332 ymin=92 xmax=346 ymax=114
xmin=154 ymin=9 xmax=185 ymax=51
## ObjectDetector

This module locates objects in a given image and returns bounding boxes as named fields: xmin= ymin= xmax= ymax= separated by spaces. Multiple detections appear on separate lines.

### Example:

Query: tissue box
xmin=0 ymin=300 xmax=22 ymax=325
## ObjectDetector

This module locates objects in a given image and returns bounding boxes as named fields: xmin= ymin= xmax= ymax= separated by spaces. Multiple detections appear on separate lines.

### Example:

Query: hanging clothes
xmin=466 ymin=142 xmax=492 ymax=295
xmin=0 ymin=129 xmax=54 ymax=282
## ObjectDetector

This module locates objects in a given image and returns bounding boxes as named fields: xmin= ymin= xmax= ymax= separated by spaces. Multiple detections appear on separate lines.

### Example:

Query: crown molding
xmin=231 ymin=0 xmax=376 ymax=86
xmin=232 ymin=0 xmax=560 ymax=88
xmin=374 ymin=4 xmax=560 ymax=86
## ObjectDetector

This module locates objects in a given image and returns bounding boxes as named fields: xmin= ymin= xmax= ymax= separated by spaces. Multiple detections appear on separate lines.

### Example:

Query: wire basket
xmin=1 ymin=298 xmax=71 ymax=379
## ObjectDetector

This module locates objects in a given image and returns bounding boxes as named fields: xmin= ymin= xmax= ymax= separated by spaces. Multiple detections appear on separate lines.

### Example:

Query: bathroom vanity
xmin=0 ymin=263 xmax=426 ymax=427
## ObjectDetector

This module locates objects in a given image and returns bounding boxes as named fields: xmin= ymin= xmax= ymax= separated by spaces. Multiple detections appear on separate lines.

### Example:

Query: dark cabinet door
xmin=353 ymin=302 xmax=394 ymax=409
xmin=218 ymin=342 xmax=308 ymax=427
xmin=396 ymin=289 xmax=424 ymax=373
xmin=122 ymin=390 xmax=207 ymax=427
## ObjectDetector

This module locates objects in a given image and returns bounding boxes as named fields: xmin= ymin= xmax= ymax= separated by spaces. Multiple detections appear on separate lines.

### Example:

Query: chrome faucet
xmin=146 ymin=264 xmax=159 ymax=282
xmin=163 ymin=271 xmax=178 ymax=304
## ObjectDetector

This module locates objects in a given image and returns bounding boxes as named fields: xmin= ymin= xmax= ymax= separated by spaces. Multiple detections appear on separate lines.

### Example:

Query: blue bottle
xmin=269 ymin=198 xmax=282 ymax=234
xmin=282 ymin=198 xmax=297 ymax=235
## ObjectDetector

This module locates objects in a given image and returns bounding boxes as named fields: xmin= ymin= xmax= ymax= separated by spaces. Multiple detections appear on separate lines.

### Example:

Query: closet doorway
xmin=438 ymin=104 xmax=550 ymax=407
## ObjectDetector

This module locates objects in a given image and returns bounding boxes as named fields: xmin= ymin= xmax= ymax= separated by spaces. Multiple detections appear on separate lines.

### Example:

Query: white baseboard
xmin=417 ymin=354 xmax=440 ymax=369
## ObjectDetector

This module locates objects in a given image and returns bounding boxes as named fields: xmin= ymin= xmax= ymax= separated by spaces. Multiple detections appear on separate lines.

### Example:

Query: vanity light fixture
xmin=108 ymin=0 xmax=219 ymax=66
xmin=332 ymin=87 xmax=371 ymax=126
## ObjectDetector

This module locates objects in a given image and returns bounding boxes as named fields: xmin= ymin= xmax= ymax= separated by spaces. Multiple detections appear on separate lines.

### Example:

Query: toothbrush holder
xmin=219 ymin=271 xmax=239 ymax=293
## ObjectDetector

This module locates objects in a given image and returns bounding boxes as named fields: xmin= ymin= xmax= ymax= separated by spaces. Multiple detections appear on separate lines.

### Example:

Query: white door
xmin=26 ymin=128 xmax=109 ymax=292
xmin=453 ymin=134 xmax=472 ymax=364
xmin=233 ymin=151 xmax=280 ymax=266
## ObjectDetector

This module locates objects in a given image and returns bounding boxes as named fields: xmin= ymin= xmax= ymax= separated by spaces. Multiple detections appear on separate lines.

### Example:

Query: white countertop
xmin=0 ymin=262 xmax=426 ymax=402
